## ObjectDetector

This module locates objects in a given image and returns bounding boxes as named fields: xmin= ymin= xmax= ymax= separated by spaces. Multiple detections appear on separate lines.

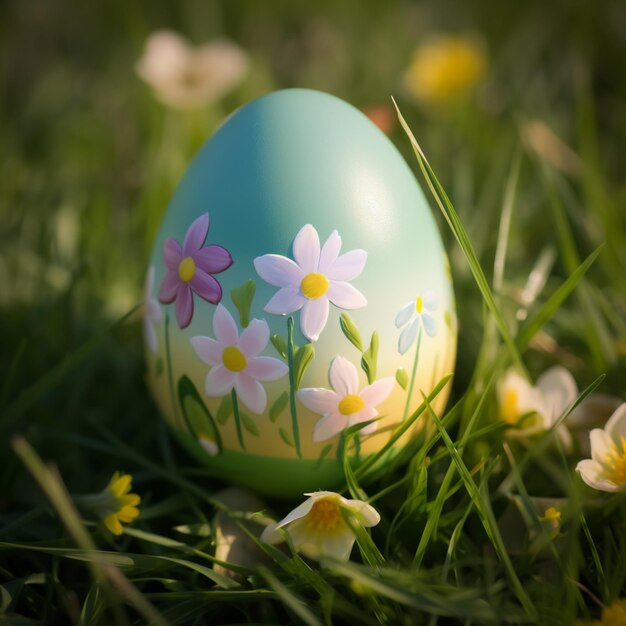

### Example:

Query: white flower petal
xmin=360 ymin=377 xmax=395 ymax=407
xmin=191 ymin=336 xmax=223 ymax=366
xmin=576 ymin=459 xmax=621 ymax=492
xmin=497 ymin=369 xmax=540 ymax=417
xmin=422 ymin=290 xmax=439 ymax=310
xmin=297 ymin=388 xmax=340 ymax=415
xmin=326 ymin=281 xmax=367 ymax=310
xmin=198 ymin=437 xmax=219 ymax=457
xmin=260 ymin=522 xmax=282 ymax=544
xmin=293 ymin=224 xmax=320 ymax=274
xmin=327 ymin=249 xmax=367 ymax=282
xmin=316 ymin=532 xmax=357 ymax=561
xmin=329 ymin=356 xmax=359 ymax=396
xmin=273 ymin=496 xmax=316 ymax=529
xmin=238 ymin=319 xmax=269 ymax=357
xmin=146 ymin=298 xmax=163 ymax=323
xmin=234 ymin=373 xmax=267 ymax=414
xmin=264 ymin=287 xmax=306 ymax=315
xmin=421 ymin=311 xmax=438 ymax=338
xmin=144 ymin=317 xmax=159 ymax=354
xmin=193 ymin=39 xmax=249 ymax=101
xmin=349 ymin=406 xmax=378 ymax=433
xmin=536 ymin=366 xmax=578 ymax=422
xmin=205 ymin=366 xmax=236 ymax=397
xmin=212 ymin=304 xmax=239 ymax=346
xmin=246 ymin=356 xmax=288 ymax=381
xmin=590 ymin=428 xmax=614 ymax=463
xmin=313 ymin=413 xmax=349 ymax=441
xmin=398 ymin=319 xmax=418 ymax=355
xmin=136 ymin=30 xmax=192 ymax=86
xmin=254 ymin=254 xmax=303 ymax=287
xmin=300 ymin=297 xmax=329 ymax=342
xmin=318 ymin=230 xmax=342 ymax=274
xmin=345 ymin=500 xmax=381 ymax=527
xmin=605 ymin=403 xmax=626 ymax=441
xmin=395 ymin=301 xmax=414 ymax=328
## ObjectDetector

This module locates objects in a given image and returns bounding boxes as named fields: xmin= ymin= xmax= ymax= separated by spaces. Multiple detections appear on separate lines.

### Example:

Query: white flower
xmin=254 ymin=225 xmax=367 ymax=342
xmin=395 ymin=291 xmax=438 ymax=355
xmin=143 ymin=266 xmax=163 ymax=354
xmin=497 ymin=367 xmax=577 ymax=447
xmin=191 ymin=304 xmax=288 ymax=414
xmin=260 ymin=491 xmax=380 ymax=561
xmin=297 ymin=356 xmax=394 ymax=442
xmin=136 ymin=30 xmax=249 ymax=110
xmin=576 ymin=403 xmax=626 ymax=492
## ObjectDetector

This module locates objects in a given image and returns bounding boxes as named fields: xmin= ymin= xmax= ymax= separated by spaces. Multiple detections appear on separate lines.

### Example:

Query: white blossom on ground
xmin=261 ymin=491 xmax=380 ymax=561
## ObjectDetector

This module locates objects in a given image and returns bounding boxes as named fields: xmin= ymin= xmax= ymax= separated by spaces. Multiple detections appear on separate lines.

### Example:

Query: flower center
xmin=415 ymin=295 xmax=424 ymax=313
xmin=542 ymin=507 xmax=561 ymax=523
xmin=338 ymin=394 xmax=365 ymax=416
xmin=222 ymin=346 xmax=247 ymax=372
xmin=178 ymin=257 xmax=196 ymax=282
xmin=501 ymin=389 xmax=519 ymax=424
xmin=606 ymin=436 xmax=626 ymax=485
xmin=301 ymin=272 xmax=330 ymax=299
xmin=306 ymin=498 xmax=343 ymax=533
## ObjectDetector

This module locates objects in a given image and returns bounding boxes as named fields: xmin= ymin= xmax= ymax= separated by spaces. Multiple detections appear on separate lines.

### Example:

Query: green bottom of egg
xmin=145 ymin=88 xmax=457 ymax=498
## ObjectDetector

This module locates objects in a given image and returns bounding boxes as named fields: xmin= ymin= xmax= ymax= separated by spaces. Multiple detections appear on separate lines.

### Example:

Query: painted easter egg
xmin=144 ymin=89 xmax=457 ymax=498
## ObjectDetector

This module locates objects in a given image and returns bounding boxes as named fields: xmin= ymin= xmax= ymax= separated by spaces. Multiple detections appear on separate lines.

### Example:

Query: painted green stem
xmin=402 ymin=326 xmax=423 ymax=422
xmin=286 ymin=317 xmax=302 ymax=458
xmin=231 ymin=390 xmax=245 ymax=450
xmin=164 ymin=313 xmax=182 ymax=429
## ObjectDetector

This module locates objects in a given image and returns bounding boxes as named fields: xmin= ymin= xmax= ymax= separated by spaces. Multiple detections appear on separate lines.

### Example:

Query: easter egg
xmin=144 ymin=89 xmax=457 ymax=498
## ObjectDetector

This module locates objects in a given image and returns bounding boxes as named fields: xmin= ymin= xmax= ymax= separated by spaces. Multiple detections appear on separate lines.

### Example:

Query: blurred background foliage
xmin=1 ymin=1 xmax=625 ymax=622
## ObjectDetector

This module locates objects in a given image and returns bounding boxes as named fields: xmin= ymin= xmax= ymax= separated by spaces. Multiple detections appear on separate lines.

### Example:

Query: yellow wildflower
xmin=577 ymin=598 xmax=626 ymax=625
xmin=100 ymin=472 xmax=141 ymax=535
xmin=404 ymin=35 xmax=487 ymax=108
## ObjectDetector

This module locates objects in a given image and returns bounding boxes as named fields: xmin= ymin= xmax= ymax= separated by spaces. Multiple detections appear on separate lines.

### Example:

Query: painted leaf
xmin=216 ymin=394 xmax=233 ymax=425
xmin=270 ymin=334 xmax=288 ymax=360
xmin=278 ymin=427 xmax=295 ymax=448
xmin=269 ymin=392 xmax=289 ymax=423
xmin=396 ymin=367 xmax=409 ymax=390
xmin=230 ymin=279 xmax=256 ymax=328
xmin=361 ymin=331 xmax=379 ymax=384
xmin=240 ymin=413 xmax=260 ymax=437
xmin=339 ymin=312 xmax=364 ymax=352
xmin=293 ymin=343 xmax=315 ymax=389
xmin=177 ymin=375 xmax=222 ymax=453
xmin=314 ymin=444 xmax=333 ymax=470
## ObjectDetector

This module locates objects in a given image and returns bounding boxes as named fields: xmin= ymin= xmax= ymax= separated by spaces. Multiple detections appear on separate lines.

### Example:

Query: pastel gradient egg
xmin=144 ymin=89 xmax=457 ymax=498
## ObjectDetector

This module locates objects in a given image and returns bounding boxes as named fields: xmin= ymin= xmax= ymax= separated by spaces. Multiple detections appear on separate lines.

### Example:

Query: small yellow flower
xmin=540 ymin=506 xmax=561 ymax=533
xmin=101 ymin=472 xmax=141 ymax=535
xmin=576 ymin=598 xmax=626 ymax=626
xmin=404 ymin=35 xmax=487 ymax=108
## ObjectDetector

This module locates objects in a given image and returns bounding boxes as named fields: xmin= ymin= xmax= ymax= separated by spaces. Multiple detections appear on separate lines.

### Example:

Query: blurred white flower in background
xmin=136 ymin=30 xmax=249 ymax=110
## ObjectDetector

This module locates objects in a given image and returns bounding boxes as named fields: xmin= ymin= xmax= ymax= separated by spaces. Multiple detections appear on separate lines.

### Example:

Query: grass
xmin=2 ymin=1 xmax=626 ymax=624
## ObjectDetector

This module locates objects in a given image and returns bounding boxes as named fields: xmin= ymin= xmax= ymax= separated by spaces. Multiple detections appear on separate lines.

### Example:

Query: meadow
xmin=1 ymin=1 xmax=625 ymax=624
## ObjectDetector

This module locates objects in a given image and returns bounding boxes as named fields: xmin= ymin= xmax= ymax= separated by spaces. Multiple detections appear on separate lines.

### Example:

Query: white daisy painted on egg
xmin=191 ymin=304 xmax=289 ymax=414
xmin=576 ymin=403 xmax=626 ymax=493
xmin=395 ymin=291 xmax=438 ymax=355
xmin=297 ymin=356 xmax=394 ymax=442
xmin=254 ymin=224 xmax=367 ymax=342
xmin=144 ymin=266 xmax=163 ymax=354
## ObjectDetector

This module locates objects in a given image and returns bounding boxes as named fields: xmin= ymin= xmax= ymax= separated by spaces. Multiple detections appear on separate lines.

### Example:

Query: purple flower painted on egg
xmin=158 ymin=213 xmax=233 ymax=328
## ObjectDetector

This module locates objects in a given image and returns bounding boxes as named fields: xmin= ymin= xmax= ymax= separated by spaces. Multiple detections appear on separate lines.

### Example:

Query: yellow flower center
xmin=415 ymin=295 xmax=424 ymax=313
xmin=501 ymin=389 xmax=519 ymax=424
xmin=301 ymin=272 xmax=330 ymax=299
xmin=338 ymin=394 xmax=365 ymax=416
xmin=306 ymin=498 xmax=343 ymax=533
xmin=178 ymin=256 xmax=196 ymax=282
xmin=222 ymin=346 xmax=247 ymax=372
xmin=542 ymin=507 xmax=561 ymax=523
xmin=606 ymin=436 xmax=626 ymax=485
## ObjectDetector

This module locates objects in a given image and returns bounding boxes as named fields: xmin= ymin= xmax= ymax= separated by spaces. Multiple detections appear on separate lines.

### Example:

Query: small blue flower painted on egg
xmin=395 ymin=290 xmax=439 ymax=355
